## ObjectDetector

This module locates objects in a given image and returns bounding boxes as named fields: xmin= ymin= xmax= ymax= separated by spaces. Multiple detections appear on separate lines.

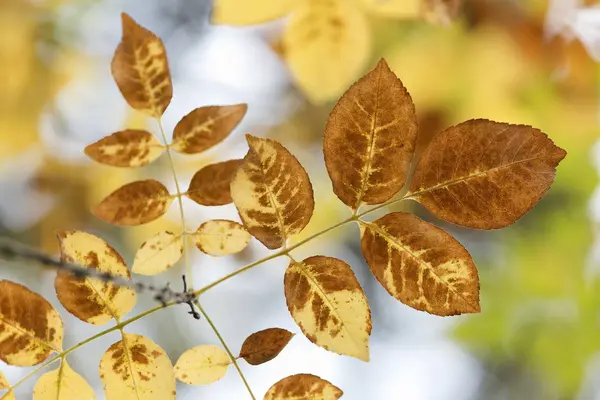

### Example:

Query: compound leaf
xmin=239 ymin=328 xmax=294 ymax=366
xmin=174 ymin=345 xmax=231 ymax=385
xmin=231 ymin=135 xmax=314 ymax=249
xmin=324 ymin=58 xmax=418 ymax=210
xmin=84 ymin=130 xmax=164 ymax=168
xmin=99 ymin=334 xmax=175 ymax=399
xmin=360 ymin=212 xmax=480 ymax=316
xmin=0 ymin=281 xmax=63 ymax=366
xmin=284 ymin=256 xmax=371 ymax=361
xmin=409 ymin=119 xmax=567 ymax=229
xmin=132 ymin=231 xmax=183 ymax=275
xmin=92 ymin=180 xmax=173 ymax=226
xmin=111 ymin=13 xmax=172 ymax=117
xmin=56 ymin=231 xmax=136 ymax=324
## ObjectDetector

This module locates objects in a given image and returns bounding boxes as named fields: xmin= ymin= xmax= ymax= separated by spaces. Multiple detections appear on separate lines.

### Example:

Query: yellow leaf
xmin=239 ymin=328 xmax=294 ymax=366
xmin=264 ymin=374 xmax=343 ymax=400
xmin=55 ymin=231 xmax=137 ymax=324
xmin=92 ymin=180 xmax=173 ymax=226
xmin=0 ymin=372 xmax=8 ymax=389
xmin=284 ymin=256 xmax=371 ymax=361
xmin=174 ymin=345 xmax=231 ymax=385
xmin=132 ymin=231 xmax=183 ymax=275
xmin=356 ymin=0 xmax=421 ymax=18
xmin=324 ymin=58 xmax=418 ymax=210
xmin=360 ymin=212 xmax=480 ymax=316
xmin=84 ymin=130 xmax=165 ymax=168
xmin=211 ymin=0 xmax=296 ymax=25
xmin=194 ymin=220 xmax=251 ymax=257
xmin=185 ymin=159 xmax=243 ymax=206
xmin=230 ymin=135 xmax=315 ymax=249
xmin=283 ymin=0 xmax=371 ymax=104
xmin=408 ymin=120 xmax=567 ymax=229
xmin=0 ymin=391 xmax=14 ymax=400
xmin=33 ymin=360 xmax=95 ymax=400
xmin=111 ymin=13 xmax=172 ymax=117
xmin=171 ymin=105 xmax=247 ymax=154
xmin=99 ymin=334 xmax=175 ymax=399
xmin=0 ymin=280 xmax=63 ymax=366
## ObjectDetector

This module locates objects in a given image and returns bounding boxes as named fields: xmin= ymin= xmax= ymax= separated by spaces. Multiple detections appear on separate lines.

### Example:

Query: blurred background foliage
xmin=1 ymin=0 xmax=599 ymax=399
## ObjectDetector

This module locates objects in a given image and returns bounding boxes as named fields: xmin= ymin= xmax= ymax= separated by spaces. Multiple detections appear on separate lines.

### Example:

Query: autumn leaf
xmin=284 ymin=256 xmax=371 ymax=361
xmin=132 ymin=231 xmax=183 ymax=275
xmin=171 ymin=105 xmax=247 ymax=154
xmin=0 ymin=280 xmax=63 ymax=366
xmin=56 ymin=231 xmax=137 ymax=324
xmin=211 ymin=0 xmax=296 ymax=25
xmin=360 ymin=212 xmax=480 ymax=316
xmin=230 ymin=135 xmax=314 ymax=249
xmin=283 ymin=0 xmax=371 ymax=103
xmin=99 ymin=334 xmax=175 ymax=399
xmin=92 ymin=180 xmax=173 ymax=226
xmin=111 ymin=13 xmax=172 ymax=117
xmin=84 ymin=130 xmax=164 ymax=167
xmin=33 ymin=360 xmax=95 ymax=400
xmin=174 ymin=345 xmax=231 ymax=385
xmin=324 ymin=58 xmax=418 ymax=210
xmin=239 ymin=328 xmax=294 ymax=366
xmin=409 ymin=119 xmax=567 ymax=229
xmin=264 ymin=374 xmax=343 ymax=400
xmin=185 ymin=159 xmax=242 ymax=206
xmin=194 ymin=220 xmax=252 ymax=256
xmin=0 ymin=371 xmax=14 ymax=400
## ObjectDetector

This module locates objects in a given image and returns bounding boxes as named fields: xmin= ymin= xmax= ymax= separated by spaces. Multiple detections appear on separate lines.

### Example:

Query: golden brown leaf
xmin=194 ymin=220 xmax=251 ymax=256
xmin=324 ymin=58 xmax=418 ymax=210
xmin=33 ymin=360 xmax=95 ymax=400
xmin=56 ymin=231 xmax=137 ymax=324
xmin=132 ymin=231 xmax=183 ymax=275
xmin=408 ymin=119 xmax=567 ymax=229
xmin=0 ymin=281 xmax=63 ymax=366
xmin=230 ymin=135 xmax=315 ymax=249
xmin=264 ymin=374 xmax=343 ymax=400
xmin=111 ymin=13 xmax=172 ymax=117
xmin=84 ymin=130 xmax=164 ymax=167
xmin=284 ymin=256 xmax=371 ymax=361
xmin=171 ymin=105 xmax=247 ymax=154
xmin=99 ymin=334 xmax=175 ymax=399
xmin=239 ymin=328 xmax=294 ymax=366
xmin=174 ymin=345 xmax=231 ymax=385
xmin=185 ymin=159 xmax=242 ymax=206
xmin=92 ymin=180 xmax=173 ymax=226
xmin=360 ymin=212 xmax=480 ymax=316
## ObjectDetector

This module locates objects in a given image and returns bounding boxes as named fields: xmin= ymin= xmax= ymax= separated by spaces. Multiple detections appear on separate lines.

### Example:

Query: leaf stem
xmin=194 ymin=300 xmax=256 ymax=400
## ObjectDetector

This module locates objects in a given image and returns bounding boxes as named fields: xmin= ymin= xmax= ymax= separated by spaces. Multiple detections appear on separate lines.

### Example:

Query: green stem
xmin=195 ymin=301 xmax=256 ymax=400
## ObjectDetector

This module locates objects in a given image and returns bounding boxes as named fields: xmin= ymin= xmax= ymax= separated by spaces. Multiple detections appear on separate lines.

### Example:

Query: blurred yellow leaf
xmin=33 ymin=360 xmax=95 ymax=400
xmin=174 ymin=345 xmax=231 ymax=385
xmin=132 ymin=231 xmax=184 ymax=275
xmin=211 ymin=0 xmax=296 ymax=25
xmin=357 ymin=0 xmax=421 ymax=18
xmin=283 ymin=0 xmax=371 ymax=103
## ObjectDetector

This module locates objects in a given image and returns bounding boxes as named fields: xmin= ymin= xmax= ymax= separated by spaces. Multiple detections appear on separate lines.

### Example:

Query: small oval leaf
xmin=239 ymin=328 xmax=294 ymax=366
xmin=111 ymin=13 xmax=172 ymax=117
xmin=84 ymin=130 xmax=164 ymax=167
xmin=56 ymin=231 xmax=137 ymax=324
xmin=99 ymin=334 xmax=175 ymax=399
xmin=408 ymin=119 xmax=567 ymax=229
xmin=92 ymin=180 xmax=173 ymax=226
xmin=284 ymin=256 xmax=371 ymax=361
xmin=324 ymin=58 xmax=418 ymax=210
xmin=174 ymin=345 xmax=231 ymax=385
xmin=194 ymin=220 xmax=251 ymax=256
xmin=0 ymin=280 xmax=63 ymax=366
xmin=231 ymin=135 xmax=315 ymax=249
xmin=264 ymin=374 xmax=343 ymax=400
xmin=185 ymin=159 xmax=243 ymax=206
xmin=360 ymin=212 xmax=480 ymax=316
xmin=171 ymin=105 xmax=247 ymax=154
xmin=132 ymin=231 xmax=183 ymax=275
xmin=33 ymin=360 xmax=95 ymax=400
